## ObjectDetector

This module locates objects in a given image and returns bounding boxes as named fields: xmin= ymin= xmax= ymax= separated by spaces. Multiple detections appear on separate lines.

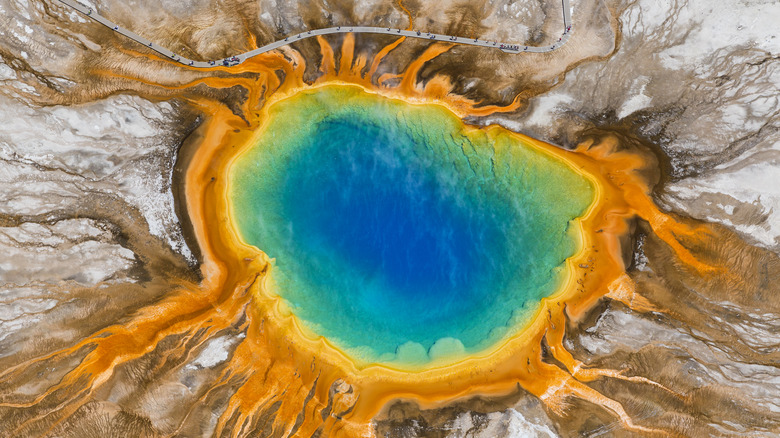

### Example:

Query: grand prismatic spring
xmin=229 ymin=84 xmax=594 ymax=368
xmin=2 ymin=2 xmax=779 ymax=436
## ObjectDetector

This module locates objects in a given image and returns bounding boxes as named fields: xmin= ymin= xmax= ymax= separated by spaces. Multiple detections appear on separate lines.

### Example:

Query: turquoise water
xmin=230 ymin=85 xmax=594 ymax=366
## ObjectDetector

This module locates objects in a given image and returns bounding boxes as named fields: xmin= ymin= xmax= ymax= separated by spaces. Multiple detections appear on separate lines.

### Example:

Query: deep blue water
xmin=283 ymin=120 xmax=505 ymax=302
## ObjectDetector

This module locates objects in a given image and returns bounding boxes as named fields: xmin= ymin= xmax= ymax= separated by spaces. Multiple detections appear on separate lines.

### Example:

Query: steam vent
xmin=0 ymin=0 xmax=778 ymax=437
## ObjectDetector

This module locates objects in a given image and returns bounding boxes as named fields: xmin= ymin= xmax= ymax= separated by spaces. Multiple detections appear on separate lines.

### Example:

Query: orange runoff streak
xmin=396 ymin=0 xmax=414 ymax=30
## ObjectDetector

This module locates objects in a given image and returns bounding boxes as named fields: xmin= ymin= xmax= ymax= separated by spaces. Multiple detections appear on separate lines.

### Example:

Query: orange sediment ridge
xmin=0 ymin=34 xmax=727 ymax=437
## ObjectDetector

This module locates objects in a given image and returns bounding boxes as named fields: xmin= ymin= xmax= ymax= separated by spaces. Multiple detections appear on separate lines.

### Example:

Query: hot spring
xmin=229 ymin=84 xmax=594 ymax=367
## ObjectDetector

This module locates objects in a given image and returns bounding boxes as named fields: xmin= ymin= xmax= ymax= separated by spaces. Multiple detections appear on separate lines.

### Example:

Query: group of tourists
xmin=499 ymin=44 xmax=521 ymax=51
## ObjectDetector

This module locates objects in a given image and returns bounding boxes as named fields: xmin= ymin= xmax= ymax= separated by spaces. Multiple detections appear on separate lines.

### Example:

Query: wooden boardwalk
xmin=56 ymin=0 xmax=573 ymax=68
